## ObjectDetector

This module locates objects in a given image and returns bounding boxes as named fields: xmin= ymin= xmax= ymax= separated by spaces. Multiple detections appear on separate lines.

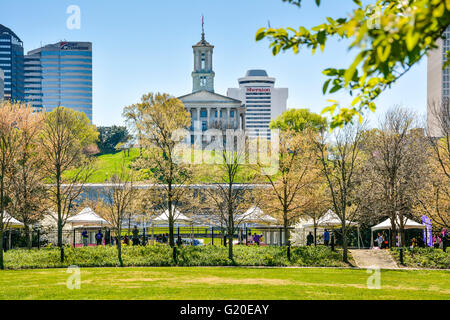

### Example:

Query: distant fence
xmin=2 ymin=226 xmax=297 ymax=250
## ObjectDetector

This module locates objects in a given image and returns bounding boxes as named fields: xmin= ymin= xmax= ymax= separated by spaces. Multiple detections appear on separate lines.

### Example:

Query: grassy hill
xmin=68 ymin=148 xmax=264 ymax=183
xmin=87 ymin=148 xmax=141 ymax=183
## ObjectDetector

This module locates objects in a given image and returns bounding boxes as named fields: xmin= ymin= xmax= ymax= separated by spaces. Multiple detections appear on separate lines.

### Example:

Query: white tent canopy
xmin=371 ymin=217 xmax=426 ymax=231
xmin=2 ymin=211 xmax=24 ymax=228
xmin=238 ymin=206 xmax=278 ymax=225
xmin=152 ymin=208 xmax=192 ymax=225
xmin=370 ymin=216 xmax=425 ymax=248
xmin=67 ymin=207 xmax=111 ymax=228
xmin=301 ymin=210 xmax=359 ymax=228
xmin=294 ymin=210 xmax=361 ymax=248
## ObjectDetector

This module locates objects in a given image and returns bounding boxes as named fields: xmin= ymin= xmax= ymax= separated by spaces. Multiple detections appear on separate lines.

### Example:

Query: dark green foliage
xmin=390 ymin=248 xmax=450 ymax=269
xmin=97 ymin=126 xmax=131 ymax=154
xmin=3 ymin=245 xmax=348 ymax=269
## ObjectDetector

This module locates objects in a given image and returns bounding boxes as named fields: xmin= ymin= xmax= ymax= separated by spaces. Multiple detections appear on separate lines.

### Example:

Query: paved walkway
xmin=350 ymin=249 xmax=399 ymax=269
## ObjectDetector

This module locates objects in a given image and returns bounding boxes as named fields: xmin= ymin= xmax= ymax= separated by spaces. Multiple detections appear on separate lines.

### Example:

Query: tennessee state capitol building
xmin=178 ymin=22 xmax=287 ymax=143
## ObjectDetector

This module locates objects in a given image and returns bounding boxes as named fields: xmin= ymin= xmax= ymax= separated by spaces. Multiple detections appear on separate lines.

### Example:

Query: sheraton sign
xmin=246 ymin=87 xmax=271 ymax=93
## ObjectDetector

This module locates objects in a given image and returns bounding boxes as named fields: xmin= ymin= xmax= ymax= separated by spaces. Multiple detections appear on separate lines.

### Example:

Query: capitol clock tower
xmin=192 ymin=16 xmax=215 ymax=93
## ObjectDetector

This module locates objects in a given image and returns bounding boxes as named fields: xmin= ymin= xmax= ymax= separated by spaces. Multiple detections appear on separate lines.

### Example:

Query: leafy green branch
xmin=256 ymin=0 xmax=450 ymax=129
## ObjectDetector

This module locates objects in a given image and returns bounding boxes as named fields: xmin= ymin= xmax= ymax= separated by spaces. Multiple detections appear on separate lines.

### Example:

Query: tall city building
xmin=0 ymin=24 xmax=24 ymax=101
xmin=25 ymin=41 xmax=93 ymax=121
xmin=178 ymin=21 xmax=245 ymax=145
xmin=0 ymin=69 xmax=4 ymax=101
xmin=227 ymin=70 xmax=288 ymax=139
xmin=427 ymin=26 xmax=449 ymax=137
xmin=24 ymin=52 xmax=42 ymax=111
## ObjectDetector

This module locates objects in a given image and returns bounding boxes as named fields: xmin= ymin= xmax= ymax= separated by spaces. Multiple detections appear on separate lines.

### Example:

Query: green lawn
xmin=0 ymin=267 xmax=448 ymax=300
xmin=77 ymin=149 xmax=141 ymax=182
xmin=65 ymin=148 xmax=265 ymax=183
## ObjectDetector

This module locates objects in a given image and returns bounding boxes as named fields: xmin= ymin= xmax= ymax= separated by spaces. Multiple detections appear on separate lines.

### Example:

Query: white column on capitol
xmin=207 ymin=108 xmax=210 ymax=128
xmin=238 ymin=110 xmax=241 ymax=130
xmin=227 ymin=108 xmax=231 ymax=128
xmin=196 ymin=108 xmax=201 ymax=141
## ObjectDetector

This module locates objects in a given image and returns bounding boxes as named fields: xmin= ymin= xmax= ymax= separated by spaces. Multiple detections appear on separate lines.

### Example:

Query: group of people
xmin=376 ymin=232 xmax=389 ymax=249
xmin=155 ymin=233 xmax=169 ymax=244
xmin=80 ymin=226 xmax=142 ymax=247
xmin=306 ymin=229 xmax=333 ymax=247
xmin=433 ymin=229 xmax=448 ymax=251
xmin=411 ymin=228 xmax=448 ymax=251
xmin=240 ymin=232 xmax=263 ymax=245
xmin=376 ymin=228 xmax=448 ymax=251
xmin=81 ymin=228 xmax=106 ymax=247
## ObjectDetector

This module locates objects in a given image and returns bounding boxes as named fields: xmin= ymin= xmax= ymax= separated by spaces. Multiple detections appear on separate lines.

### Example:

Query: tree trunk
xmin=391 ymin=228 xmax=397 ymax=247
xmin=56 ymin=166 xmax=65 ymax=263
xmin=118 ymin=242 xmax=123 ymax=267
xmin=400 ymin=228 xmax=406 ymax=248
xmin=58 ymin=220 xmax=64 ymax=263
xmin=228 ymin=213 xmax=233 ymax=261
xmin=314 ymin=227 xmax=317 ymax=246
xmin=342 ymin=214 xmax=348 ymax=262
xmin=117 ymin=228 xmax=123 ymax=267
xmin=168 ymin=181 xmax=175 ymax=248
xmin=342 ymin=228 xmax=348 ymax=263
xmin=169 ymin=218 xmax=175 ymax=248
xmin=0 ymin=231 xmax=3 ymax=270
xmin=284 ymin=218 xmax=290 ymax=246
xmin=168 ymin=206 xmax=174 ymax=248
xmin=25 ymin=224 xmax=32 ymax=249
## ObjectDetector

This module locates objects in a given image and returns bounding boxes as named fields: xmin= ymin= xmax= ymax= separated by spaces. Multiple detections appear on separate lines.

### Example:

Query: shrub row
xmin=390 ymin=247 xmax=450 ymax=269
xmin=3 ymin=245 xmax=348 ymax=269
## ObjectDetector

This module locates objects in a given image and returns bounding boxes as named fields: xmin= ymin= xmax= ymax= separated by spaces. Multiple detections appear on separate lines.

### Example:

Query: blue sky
xmin=1 ymin=0 xmax=427 ymax=127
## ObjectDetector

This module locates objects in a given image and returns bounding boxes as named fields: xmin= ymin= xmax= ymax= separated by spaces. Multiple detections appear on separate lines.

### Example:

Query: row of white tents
xmin=150 ymin=206 xmax=278 ymax=226
xmin=1 ymin=205 xmax=280 ymax=231
xmin=3 ymin=206 xmax=428 ymax=247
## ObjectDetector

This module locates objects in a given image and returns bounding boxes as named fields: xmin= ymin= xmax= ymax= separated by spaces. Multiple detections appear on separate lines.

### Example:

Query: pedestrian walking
xmin=81 ymin=228 xmax=89 ymax=247
xmin=95 ymin=229 xmax=103 ymax=246
xmin=132 ymin=226 xmax=140 ymax=246
xmin=324 ymin=229 xmax=330 ymax=246
xmin=306 ymin=232 xmax=314 ymax=246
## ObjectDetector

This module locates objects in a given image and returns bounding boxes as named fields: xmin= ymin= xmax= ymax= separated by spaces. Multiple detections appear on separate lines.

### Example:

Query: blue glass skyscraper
xmin=0 ymin=24 xmax=25 ymax=101
xmin=25 ymin=41 xmax=93 ymax=121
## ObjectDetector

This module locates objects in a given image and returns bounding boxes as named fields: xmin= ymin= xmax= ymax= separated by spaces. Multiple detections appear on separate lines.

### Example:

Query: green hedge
xmin=3 ymin=245 xmax=348 ymax=269
xmin=390 ymin=248 xmax=450 ymax=269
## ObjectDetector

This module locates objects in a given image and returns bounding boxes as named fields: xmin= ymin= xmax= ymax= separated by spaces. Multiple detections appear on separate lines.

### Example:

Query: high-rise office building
xmin=427 ymin=26 xmax=449 ymax=137
xmin=227 ymin=70 xmax=288 ymax=139
xmin=25 ymin=41 xmax=93 ymax=121
xmin=0 ymin=69 xmax=4 ymax=101
xmin=0 ymin=24 xmax=24 ymax=102
xmin=24 ymin=52 xmax=42 ymax=111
